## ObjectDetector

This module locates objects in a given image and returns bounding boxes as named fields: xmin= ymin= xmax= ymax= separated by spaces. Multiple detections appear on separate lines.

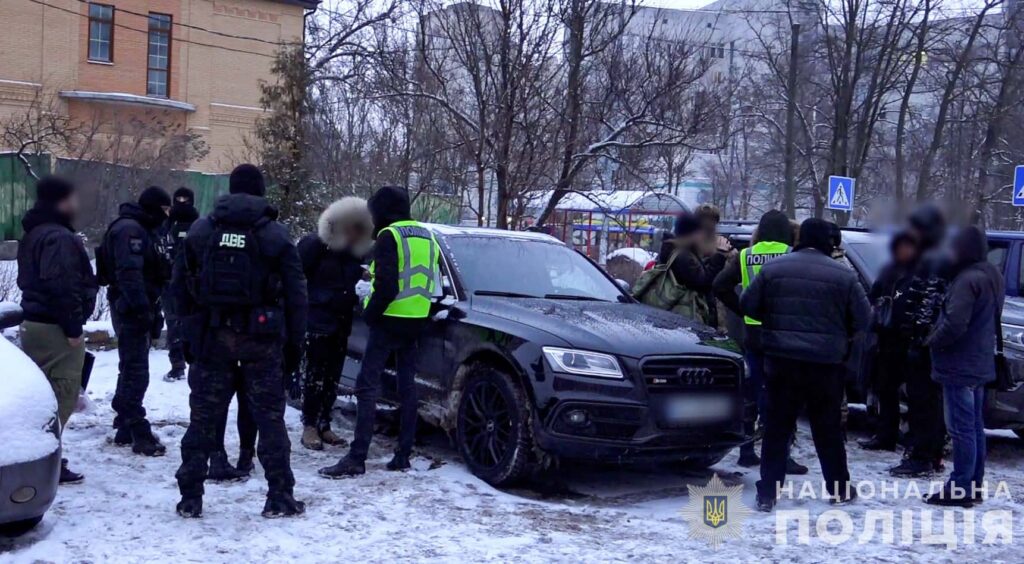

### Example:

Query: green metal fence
xmin=0 ymin=154 xmax=51 ymax=241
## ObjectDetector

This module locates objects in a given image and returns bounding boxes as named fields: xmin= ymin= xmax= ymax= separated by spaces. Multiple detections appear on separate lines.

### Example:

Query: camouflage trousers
xmin=176 ymin=329 xmax=294 ymax=498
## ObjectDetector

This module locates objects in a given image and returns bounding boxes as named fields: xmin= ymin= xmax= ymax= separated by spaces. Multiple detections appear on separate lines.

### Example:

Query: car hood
xmin=470 ymin=297 xmax=738 ymax=358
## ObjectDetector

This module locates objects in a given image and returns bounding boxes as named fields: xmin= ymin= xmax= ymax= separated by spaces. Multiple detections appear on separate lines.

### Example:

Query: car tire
xmin=0 ymin=515 xmax=43 ymax=537
xmin=456 ymin=364 xmax=534 ymax=487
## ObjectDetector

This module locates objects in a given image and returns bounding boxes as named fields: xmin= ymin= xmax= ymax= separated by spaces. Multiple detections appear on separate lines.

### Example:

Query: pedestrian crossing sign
xmin=1014 ymin=166 xmax=1024 ymax=207
xmin=827 ymin=176 xmax=855 ymax=211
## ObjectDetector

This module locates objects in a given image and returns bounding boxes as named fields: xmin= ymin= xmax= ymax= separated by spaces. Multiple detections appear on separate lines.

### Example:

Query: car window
xmin=446 ymin=236 xmax=625 ymax=302
xmin=845 ymin=241 xmax=888 ymax=283
xmin=988 ymin=243 xmax=1008 ymax=271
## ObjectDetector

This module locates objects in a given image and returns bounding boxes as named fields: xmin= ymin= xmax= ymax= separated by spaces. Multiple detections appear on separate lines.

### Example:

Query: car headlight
xmin=1003 ymin=324 xmax=1024 ymax=350
xmin=542 ymin=347 xmax=623 ymax=379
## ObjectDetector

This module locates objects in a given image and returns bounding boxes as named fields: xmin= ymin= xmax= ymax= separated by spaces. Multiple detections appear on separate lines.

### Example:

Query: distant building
xmin=0 ymin=0 xmax=318 ymax=173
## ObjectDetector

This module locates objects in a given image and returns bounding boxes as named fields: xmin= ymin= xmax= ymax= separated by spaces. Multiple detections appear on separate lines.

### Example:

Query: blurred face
xmin=342 ymin=221 xmax=370 ymax=245
xmin=56 ymin=193 xmax=80 ymax=219
xmin=175 ymin=196 xmax=190 ymax=206
xmin=894 ymin=240 xmax=917 ymax=264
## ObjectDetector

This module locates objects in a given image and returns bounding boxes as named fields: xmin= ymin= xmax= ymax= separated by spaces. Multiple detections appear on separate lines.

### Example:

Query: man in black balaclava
xmin=741 ymin=218 xmax=871 ymax=512
xmin=18 ymin=176 xmax=99 ymax=483
xmin=174 ymin=164 xmax=308 ymax=518
xmin=100 ymin=186 xmax=171 ymax=457
xmin=160 ymin=187 xmax=199 ymax=382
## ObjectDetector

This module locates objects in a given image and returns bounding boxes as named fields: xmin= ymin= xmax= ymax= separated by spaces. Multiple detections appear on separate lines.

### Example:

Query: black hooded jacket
xmin=739 ymin=219 xmax=871 ymax=364
xmin=927 ymin=226 xmax=1004 ymax=385
xmin=172 ymin=193 xmax=307 ymax=346
xmin=162 ymin=202 xmax=199 ymax=260
xmin=101 ymin=202 xmax=168 ymax=319
xmin=17 ymin=205 xmax=99 ymax=338
xmin=363 ymin=187 xmax=414 ymax=325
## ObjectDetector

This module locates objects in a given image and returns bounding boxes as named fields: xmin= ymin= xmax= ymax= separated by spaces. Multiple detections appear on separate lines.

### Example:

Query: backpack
xmin=196 ymin=216 xmax=271 ymax=308
xmin=632 ymin=251 xmax=710 ymax=324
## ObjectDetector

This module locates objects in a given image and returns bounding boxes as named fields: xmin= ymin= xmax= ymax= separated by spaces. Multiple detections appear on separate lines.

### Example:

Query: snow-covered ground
xmin=3 ymin=349 xmax=1024 ymax=562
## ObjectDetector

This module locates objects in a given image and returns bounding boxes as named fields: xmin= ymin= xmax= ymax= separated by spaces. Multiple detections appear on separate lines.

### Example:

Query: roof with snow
xmin=529 ymin=191 xmax=689 ymax=215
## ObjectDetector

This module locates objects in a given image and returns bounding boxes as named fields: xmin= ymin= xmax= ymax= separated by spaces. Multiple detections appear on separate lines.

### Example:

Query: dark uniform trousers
xmin=111 ymin=308 xmax=153 ymax=429
xmin=905 ymin=347 xmax=946 ymax=462
xmin=176 ymin=329 xmax=294 ymax=497
xmin=163 ymin=289 xmax=186 ymax=372
xmin=302 ymin=331 xmax=349 ymax=431
xmin=350 ymin=320 xmax=422 ymax=462
xmin=757 ymin=356 xmax=851 ymax=499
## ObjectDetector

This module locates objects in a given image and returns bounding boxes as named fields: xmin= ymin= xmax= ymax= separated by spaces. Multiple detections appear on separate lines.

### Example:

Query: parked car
xmin=0 ymin=303 xmax=61 ymax=536
xmin=342 ymin=225 xmax=747 ymax=486
xmin=983 ymin=231 xmax=1024 ymax=297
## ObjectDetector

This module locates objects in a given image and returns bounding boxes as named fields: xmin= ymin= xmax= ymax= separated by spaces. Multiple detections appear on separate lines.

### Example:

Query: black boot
xmin=786 ymin=457 xmax=809 ymax=475
xmin=176 ymin=496 xmax=203 ymax=518
xmin=236 ymin=449 xmax=255 ymax=475
xmin=113 ymin=425 xmax=132 ymax=446
xmin=262 ymin=492 xmax=306 ymax=518
xmin=923 ymin=483 xmax=974 ymax=508
xmin=386 ymin=452 xmax=411 ymax=472
xmin=59 ymin=458 xmax=84 ymax=484
xmin=858 ymin=435 xmax=897 ymax=451
xmin=130 ymin=421 xmax=167 ymax=457
xmin=889 ymin=457 xmax=936 ymax=478
xmin=207 ymin=451 xmax=248 ymax=482
xmin=318 ymin=455 xmax=366 ymax=479
xmin=737 ymin=445 xmax=760 ymax=467
xmin=163 ymin=367 xmax=186 ymax=382
xmin=756 ymin=495 xmax=776 ymax=512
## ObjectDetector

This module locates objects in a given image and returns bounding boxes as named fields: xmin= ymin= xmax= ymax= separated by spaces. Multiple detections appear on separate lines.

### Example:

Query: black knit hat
xmin=673 ymin=211 xmax=702 ymax=237
xmin=229 ymin=164 xmax=266 ymax=196
xmin=36 ymin=176 xmax=75 ymax=205
xmin=756 ymin=210 xmax=794 ymax=245
xmin=796 ymin=218 xmax=835 ymax=255
xmin=138 ymin=186 xmax=171 ymax=214
xmin=173 ymin=187 xmax=195 ymax=207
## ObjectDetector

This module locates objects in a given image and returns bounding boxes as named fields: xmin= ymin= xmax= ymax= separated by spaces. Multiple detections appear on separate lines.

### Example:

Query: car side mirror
xmin=615 ymin=279 xmax=631 ymax=292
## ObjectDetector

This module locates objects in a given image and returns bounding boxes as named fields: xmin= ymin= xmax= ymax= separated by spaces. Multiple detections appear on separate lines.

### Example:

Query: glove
xmin=283 ymin=342 xmax=303 ymax=377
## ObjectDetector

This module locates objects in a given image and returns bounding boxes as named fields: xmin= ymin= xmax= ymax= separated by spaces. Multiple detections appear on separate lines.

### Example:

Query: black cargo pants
xmin=176 ymin=329 xmax=294 ymax=498
xmin=111 ymin=308 xmax=154 ymax=431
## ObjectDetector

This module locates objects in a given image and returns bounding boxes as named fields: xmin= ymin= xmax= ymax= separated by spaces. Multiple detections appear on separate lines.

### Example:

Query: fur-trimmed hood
xmin=318 ymin=196 xmax=374 ymax=253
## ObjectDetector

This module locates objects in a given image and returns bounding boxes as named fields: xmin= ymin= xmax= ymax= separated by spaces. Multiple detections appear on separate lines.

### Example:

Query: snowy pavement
xmin=3 ymin=349 xmax=1024 ymax=563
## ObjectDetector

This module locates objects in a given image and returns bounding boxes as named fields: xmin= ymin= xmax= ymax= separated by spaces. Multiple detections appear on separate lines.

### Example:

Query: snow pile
xmin=0 ymin=335 xmax=59 ymax=466
xmin=606 ymin=247 xmax=655 ymax=264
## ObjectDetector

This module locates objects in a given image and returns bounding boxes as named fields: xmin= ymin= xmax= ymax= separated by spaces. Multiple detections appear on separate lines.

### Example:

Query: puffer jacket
xmin=928 ymin=226 xmax=1004 ymax=386
xmin=299 ymin=197 xmax=373 ymax=335
xmin=740 ymin=219 xmax=871 ymax=364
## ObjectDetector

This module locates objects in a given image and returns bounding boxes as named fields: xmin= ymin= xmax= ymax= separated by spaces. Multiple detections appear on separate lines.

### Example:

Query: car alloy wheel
xmin=456 ymin=364 xmax=534 ymax=486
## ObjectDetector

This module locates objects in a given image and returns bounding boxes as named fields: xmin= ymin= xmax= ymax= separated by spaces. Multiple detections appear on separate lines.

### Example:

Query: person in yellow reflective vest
xmin=319 ymin=186 xmax=440 ymax=478
xmin=713 ymin=210 xmax=807 ymax=474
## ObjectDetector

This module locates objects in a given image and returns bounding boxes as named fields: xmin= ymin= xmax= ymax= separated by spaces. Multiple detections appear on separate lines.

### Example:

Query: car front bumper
xmin=0 ymin=447 xmax=61 ymax=527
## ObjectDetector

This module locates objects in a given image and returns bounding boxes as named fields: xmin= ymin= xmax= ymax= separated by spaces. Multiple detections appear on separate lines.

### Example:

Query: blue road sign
xmin=827 ymin=175 xmax=855 ymax=211
xmin=1014 ymin=165 xmax=1024 ymax=207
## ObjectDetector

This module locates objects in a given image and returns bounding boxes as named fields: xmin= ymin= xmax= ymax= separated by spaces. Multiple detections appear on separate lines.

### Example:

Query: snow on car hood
xmin=0 ymin=335 xmax=60 ymax=466
xmin=471 ymin=297 xmax=739 ymax=358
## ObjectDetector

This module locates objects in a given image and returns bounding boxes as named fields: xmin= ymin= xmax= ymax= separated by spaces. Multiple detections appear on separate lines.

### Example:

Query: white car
xmin=0 ymin=304 xmax=61 ymax=536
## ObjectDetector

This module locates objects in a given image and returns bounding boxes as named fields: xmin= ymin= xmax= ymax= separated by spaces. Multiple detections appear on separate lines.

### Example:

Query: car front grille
xmin=640 ymin=356 xmax=741 ymax=392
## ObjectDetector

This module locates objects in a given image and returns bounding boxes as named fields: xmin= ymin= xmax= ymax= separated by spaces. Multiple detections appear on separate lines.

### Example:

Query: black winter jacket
xmin=172 ymin=193 xmax=308 ymax=347
xmin=102 ymin=203 xmax=167 ymax=320
xmin=870 ymin=260 xmax=918 ymax=350
xmin=17 ymin=206 xmax=99 ymax=338
xmin=740 ymin=248 xmax=871 ymax=364
xmin=928 ymin=227 xmax=1004 ymax=386
xmin=298 ymin=234 xmax=364 ymax=335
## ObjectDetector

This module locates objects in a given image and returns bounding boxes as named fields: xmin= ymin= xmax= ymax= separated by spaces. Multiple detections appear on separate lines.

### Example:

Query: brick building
xmin=0 ymin=0 xmax=317 ymax=173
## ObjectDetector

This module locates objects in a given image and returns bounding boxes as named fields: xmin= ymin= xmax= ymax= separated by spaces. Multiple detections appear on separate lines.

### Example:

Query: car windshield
xmin=446 ymin=235 xmax=625 ymax=302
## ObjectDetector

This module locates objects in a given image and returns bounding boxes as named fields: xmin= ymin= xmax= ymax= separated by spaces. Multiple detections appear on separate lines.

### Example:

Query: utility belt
xmin=206 ymin=305 xmax=284 ymax=336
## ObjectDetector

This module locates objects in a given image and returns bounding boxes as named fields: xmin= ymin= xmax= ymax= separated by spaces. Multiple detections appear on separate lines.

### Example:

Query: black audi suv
xmin=341 ymin=225 xmax=746 ymax=486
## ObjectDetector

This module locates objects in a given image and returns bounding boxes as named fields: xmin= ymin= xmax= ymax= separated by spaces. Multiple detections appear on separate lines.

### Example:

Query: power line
xmin=67 ymin=0 xmax=299 ymax=48
xmin=23 ymin=0 xmax=281 ymax=58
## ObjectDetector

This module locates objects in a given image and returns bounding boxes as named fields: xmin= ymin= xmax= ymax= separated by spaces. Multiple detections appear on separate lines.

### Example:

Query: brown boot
xmin=301 ymin=426 xmax=323 ymax=451
xmin=319 ymin=428 xmax=348 ymax=447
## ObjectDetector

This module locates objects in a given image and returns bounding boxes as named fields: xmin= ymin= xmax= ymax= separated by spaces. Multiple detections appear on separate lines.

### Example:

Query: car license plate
xmin=663 ymin=395 xmax=732 ymax=423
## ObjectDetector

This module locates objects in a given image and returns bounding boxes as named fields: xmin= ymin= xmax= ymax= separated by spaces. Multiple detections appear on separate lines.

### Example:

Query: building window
xmin=147 ymin=13 xmax=172 ymax=97
xmin=87 ymin=3 xmax=114 ymax=62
